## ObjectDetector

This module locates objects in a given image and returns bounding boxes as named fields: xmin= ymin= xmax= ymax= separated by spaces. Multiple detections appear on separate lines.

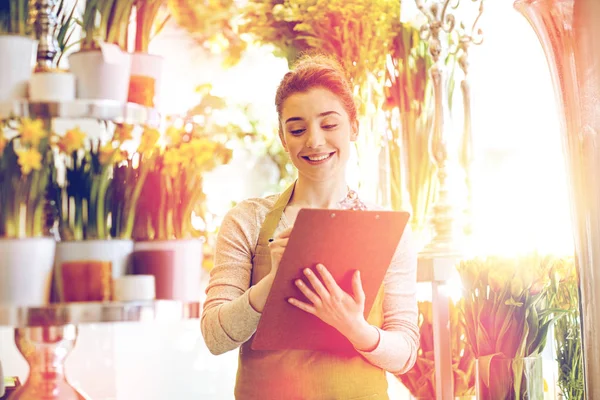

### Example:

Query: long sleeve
xmin=200 ymin=200 xmax=263 ymax=355
xmin=355 ymin=224 xmax=420 ymax=375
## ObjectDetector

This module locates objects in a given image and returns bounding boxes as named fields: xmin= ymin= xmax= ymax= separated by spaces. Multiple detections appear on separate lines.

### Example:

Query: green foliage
xmin=0 ymin=0 xmax=30 ymax=36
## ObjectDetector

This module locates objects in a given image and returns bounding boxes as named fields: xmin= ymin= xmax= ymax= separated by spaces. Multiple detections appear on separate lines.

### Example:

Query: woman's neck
xmin=289 ymin=176 xmax=349 ymax=209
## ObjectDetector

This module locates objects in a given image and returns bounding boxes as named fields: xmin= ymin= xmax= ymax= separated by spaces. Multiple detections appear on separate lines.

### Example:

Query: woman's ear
xmin=350 ymin=119 xmax=359 ymax=141
xmin=279 ymin=125 xmax=288 ymax=152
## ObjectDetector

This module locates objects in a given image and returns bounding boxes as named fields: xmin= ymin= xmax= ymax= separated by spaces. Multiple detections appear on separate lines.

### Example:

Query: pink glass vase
xmin=514 ymin=0 xmax=600 ymax=397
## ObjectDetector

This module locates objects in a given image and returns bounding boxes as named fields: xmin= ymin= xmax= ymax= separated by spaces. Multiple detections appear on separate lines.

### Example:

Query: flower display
xmin=49 ymin=124 xmax=151 ymax=240
xmin=132 ymin=124 xmax=232 ymax=241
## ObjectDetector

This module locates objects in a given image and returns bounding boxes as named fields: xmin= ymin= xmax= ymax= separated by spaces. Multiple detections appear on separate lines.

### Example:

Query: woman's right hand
xmin=249 ymin=226 xmax=294 ymax=312
xmin=267 ymin=226 xmax=293 ymax=278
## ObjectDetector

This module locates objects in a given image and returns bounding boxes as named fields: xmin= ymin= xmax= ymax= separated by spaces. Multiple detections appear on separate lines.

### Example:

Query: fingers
xmin=294 ymin=278 xmax=322 ymax=306
xmin=276 ymin=226 xmax=294 ymax=239
xmin=303 ymin=268 xmax=330 ymax=300
xmin=288 ymin=297 xmax=316 ymax=315
xmin=268 ymin=237 xmax=288 ymax=249
xmin=268 ymin=227 xmax=292 ymax=251
xmin=352 ymin=270 xmax=365 ymax=305
xmin=315 ymin=264 xmax=344 ymax=300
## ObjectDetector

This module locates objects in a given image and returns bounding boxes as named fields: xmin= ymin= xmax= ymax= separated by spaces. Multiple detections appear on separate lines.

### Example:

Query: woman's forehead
xmin=281 ymin=87 xmax=347 ymax=120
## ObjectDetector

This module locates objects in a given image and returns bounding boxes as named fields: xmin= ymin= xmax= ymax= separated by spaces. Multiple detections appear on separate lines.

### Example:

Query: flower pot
xmin=0 ymin=238 xmax=55 ymax=306
xmin=29 ymin=71 xmax=76 ymax=102
xmin=132 ymin=239 xmax=204 ymax=302
xmin=54 ymin=240 xmax=134 ymax=302
xmin=128 ymin=53 xmax=164 ymax=109
xmin=476 ymin=355 xmax=543 ymax=400
xmin=0 ymin=35 xmax=37 ymax=101
xmin=68 ymin=49 xmax=131 ymax=102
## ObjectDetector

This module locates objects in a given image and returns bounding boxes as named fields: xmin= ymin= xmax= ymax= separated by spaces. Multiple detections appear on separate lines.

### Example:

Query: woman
xmin=201 ymin=54 xmax=418 ymax=400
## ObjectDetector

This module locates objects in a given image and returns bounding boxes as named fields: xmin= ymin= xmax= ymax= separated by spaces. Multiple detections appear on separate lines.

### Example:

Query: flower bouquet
xmin=51 ymin=124 xmax=153 ymax=241
xmin=132 ymin=124 xmax=231 ymax=241
xmin=457 ymin=255 xmax=563 ymax=399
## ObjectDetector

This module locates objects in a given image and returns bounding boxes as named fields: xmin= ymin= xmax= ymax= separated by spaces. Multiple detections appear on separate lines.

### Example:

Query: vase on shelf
xmin=0 ymin=238 xmax=55 ymax=306
xmin=513 ymin=0 xmax=600 ymax=396
xmin=475 ymin=355 xmax=543 ymax=400
xmin=53 ymin=239 xmax=134 ymax=302
xmin=68 ymin=48 xmax=131 ymax=103
xmin=132 ymin=238 xmax=204 ymax=302
xmin=0 ymin=36 xmax=37 ymax=101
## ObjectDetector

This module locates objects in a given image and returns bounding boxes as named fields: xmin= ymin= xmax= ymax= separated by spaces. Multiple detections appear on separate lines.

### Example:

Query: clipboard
xmin=251 ymin=208 xmax=409 ymax=353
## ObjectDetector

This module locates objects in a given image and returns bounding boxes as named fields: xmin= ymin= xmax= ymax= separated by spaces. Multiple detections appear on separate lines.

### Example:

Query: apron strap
xmin=255 ymin=181 xmax=296 ymax=250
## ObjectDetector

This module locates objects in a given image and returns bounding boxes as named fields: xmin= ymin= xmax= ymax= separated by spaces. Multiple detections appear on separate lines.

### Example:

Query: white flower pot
xmin=54 ymin=240 xmax=134 ymax=302
xmin=132 ymin=239 xmax=204 ymax=302
xmin=128 ymin=53 xmax=164 ymax=109
xmin=0 ymin=238 xmax=55 ymax=306
xmin=0 ymin=35 xmax=37 ymax=101
xmin=29 ymin=71 xmax=76 ymax=102
xmin=68 ymin=49 xmax=131 ymax=103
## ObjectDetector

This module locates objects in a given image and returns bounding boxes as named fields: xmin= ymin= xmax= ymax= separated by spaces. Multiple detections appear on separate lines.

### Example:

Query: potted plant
xmin=0 ymin=118 xmax=55 ymax=305
xmin=127 ymin=0 xmax=169 ymax=109
xmin=29 ymin=0 xmax=79 ymax=102
xmin=131 ymin=119 xmax=231 ymax=301
xmin=0 ymin=0 xmax=37 ymax=101
xmin=68 ymin=0 xmax=134 ymax=102
xmin=49 ymin=123 xmax=154 ymax=302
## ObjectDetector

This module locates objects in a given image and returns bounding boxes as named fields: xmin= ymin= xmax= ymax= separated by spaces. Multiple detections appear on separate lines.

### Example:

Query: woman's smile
xmin=301 ymin=151 xmax=336 ymax=165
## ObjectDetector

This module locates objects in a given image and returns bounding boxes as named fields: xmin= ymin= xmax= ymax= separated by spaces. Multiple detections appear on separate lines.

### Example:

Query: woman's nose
xmin=305 ymin=127 xmax=326 ymax=148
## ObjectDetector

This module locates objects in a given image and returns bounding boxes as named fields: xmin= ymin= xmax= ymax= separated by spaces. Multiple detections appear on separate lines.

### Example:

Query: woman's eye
xmin=290 ymin=129 xmax=305 ymax=135
xmin=322 ymin=124 xmax=338 ymax=130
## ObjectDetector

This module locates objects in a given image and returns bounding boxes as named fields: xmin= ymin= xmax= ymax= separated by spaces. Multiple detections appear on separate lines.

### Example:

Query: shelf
xmin=0 ymin=100 xmax=161 ymax=126
xmin=0 ymin=300 xmax=200 ymax=328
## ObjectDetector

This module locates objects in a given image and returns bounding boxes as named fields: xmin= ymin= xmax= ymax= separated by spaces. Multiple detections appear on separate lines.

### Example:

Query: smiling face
xmin=279 ymin=87 xmax=358 ymax=183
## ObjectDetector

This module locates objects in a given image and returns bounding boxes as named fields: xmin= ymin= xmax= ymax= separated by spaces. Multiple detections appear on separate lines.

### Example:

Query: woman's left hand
xmin=288 ymin=263 xmax=368 ymax=339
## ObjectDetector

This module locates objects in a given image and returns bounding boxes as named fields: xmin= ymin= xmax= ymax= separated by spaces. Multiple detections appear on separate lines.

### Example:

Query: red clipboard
xmin=251 ymin=208 xmax=409 ymax=353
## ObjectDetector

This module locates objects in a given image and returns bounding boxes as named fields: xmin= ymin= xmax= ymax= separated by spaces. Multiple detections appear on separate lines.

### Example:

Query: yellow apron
xmin=235 ymin=183 xmax=388 ymax=400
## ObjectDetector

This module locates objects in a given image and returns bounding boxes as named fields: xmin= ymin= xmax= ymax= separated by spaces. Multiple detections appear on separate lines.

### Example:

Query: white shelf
xmin=0 ymin=100 xmax=161 ymax=126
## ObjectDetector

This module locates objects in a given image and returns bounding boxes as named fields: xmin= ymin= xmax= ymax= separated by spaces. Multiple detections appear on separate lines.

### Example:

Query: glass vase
xmin=513 ymin=0 xmax=600 ymax=397
xmin=475 ymin=356 xmax=543 ymax=400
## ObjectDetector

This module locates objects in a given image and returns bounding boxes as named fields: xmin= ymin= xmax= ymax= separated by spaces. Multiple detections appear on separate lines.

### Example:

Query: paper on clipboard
xmin=251 ymin=208 xmax=409 ymax=353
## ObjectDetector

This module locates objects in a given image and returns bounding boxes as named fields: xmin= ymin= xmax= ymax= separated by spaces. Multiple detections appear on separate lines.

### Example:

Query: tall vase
xmin=475 ymin=356 xmax=543 ymax=400
xmin=514 ymin=0 xmax=600 ymax=397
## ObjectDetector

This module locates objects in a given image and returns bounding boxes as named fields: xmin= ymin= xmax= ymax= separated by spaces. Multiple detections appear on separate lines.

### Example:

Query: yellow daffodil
xmin=17 ymin=148 xmax=43 ymax=175
xmin=162 ymin=148 xmax=184 ymax=178
xmin=18 ymin=118 xmax=47 ymax=147
xmin=98 ymin=142 xmax=116 ymax=165
xmin=58 ymin=127 xmax=86 ymax=154
xmin=166 ymin=126 xmax=184 ymax=146
xmin=113 ymin=149 xmax=128 ymax=164
xmin=113 ymin=124 xmax=134 ymax=143
xmin=182 ymin=138 xmax=216 ymax=165
xmin=138 ymin=128 xmax=160 ymax=155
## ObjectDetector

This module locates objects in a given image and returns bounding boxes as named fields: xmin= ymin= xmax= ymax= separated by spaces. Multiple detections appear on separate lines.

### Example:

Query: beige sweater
xmin=201 ymin=194 xmax=419 ymax=375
